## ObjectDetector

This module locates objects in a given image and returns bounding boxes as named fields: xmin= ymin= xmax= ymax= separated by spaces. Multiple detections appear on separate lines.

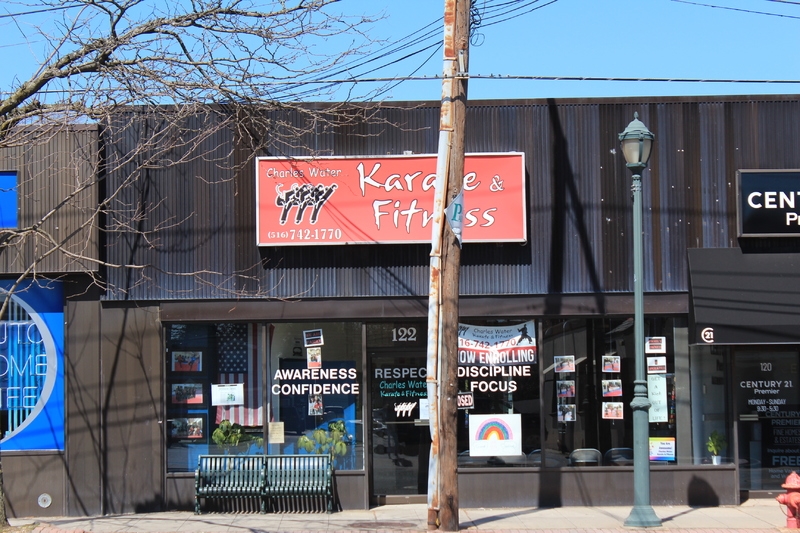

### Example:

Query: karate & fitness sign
xmin=255 ymin=153 xmax=526 ymax=246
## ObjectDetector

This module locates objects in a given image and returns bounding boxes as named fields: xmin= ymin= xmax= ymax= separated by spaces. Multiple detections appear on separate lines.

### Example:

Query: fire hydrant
xmin=777 ymin=471 xmax=800 ymax=528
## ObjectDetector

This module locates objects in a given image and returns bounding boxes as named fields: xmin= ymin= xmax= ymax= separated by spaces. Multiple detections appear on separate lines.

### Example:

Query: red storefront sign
xmin=255 ymin=153 xmax=526 ymax=246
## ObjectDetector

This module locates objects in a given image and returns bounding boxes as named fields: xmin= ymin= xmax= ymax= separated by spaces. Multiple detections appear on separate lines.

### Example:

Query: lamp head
xmin=618 ymin=112 xmax=654 ymax=173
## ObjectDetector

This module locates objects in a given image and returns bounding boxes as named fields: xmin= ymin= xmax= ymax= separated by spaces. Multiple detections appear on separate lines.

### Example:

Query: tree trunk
xmin=0 ymin=458 xmax=10 ymax=526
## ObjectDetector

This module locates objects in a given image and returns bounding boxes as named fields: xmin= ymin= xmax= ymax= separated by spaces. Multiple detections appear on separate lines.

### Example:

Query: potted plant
xmin=706 ymin=430 xmax=727 ymax=465
xmin=212 ymin=419 xmax=264 ymax=455
xmin=297 ymin=420 xmax=351 ymax=460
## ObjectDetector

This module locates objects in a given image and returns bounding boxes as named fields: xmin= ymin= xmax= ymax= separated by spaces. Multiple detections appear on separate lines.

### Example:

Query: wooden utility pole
xmin=426 ymin=0 xmax=469 ymax=531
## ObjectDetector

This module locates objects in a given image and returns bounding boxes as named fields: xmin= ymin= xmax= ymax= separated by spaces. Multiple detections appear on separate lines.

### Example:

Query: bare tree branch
xmin=0 ymin=6 xmax=387 ymax=510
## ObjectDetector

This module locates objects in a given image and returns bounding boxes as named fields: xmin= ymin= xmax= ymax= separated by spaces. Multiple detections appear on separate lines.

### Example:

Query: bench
xmin=265 ymin=454 xmax=333 ymax=513
xmin=195 ymin=455 xmax=266 ymax=514
xmin=195 ymin=453 xmax=334 ymax=514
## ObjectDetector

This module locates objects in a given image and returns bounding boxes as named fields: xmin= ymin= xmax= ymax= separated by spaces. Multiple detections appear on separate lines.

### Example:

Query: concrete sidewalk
xmin=8 ymin=499 xmax=792 ymax=533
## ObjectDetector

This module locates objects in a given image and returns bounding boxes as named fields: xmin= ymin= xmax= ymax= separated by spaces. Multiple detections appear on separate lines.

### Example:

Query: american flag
xmin=215 ymin=323 xmax=262 ymax=427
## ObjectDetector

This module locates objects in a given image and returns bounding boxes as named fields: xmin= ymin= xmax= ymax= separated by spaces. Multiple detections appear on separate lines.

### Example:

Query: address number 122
xmin=392 ymin=327 xmax=418 ymax=342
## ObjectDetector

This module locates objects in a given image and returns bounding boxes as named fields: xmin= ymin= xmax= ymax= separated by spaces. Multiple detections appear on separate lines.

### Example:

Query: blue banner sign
xmin=0 ymin=280 xmax=64 ymax=451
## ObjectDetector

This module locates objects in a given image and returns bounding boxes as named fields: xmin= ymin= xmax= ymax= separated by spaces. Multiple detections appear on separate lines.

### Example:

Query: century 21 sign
xmin=255 ymin=153 xmax=526 ymax=246
xmin=738 ymin=170 xmax=800 ymax=237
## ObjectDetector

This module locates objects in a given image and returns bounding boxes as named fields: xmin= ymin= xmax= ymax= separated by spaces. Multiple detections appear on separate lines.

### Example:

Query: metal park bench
xmin=265 ymin=454 xmax=334 ymax=513
xmin=195 ymin=455 xmax=266 ymax=514
xmin=195 ymin=453 xmax=334 ymax=514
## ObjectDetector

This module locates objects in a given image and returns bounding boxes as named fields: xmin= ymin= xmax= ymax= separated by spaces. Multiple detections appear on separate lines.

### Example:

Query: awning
xmin=688 ymin=247 xmax=800 ymax=345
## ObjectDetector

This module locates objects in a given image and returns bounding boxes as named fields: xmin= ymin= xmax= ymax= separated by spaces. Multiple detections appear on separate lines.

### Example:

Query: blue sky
xmin=1 ymin=0 xmax=798 ymax=103
xmin=341 ymin=0 xmax=800 ymax=101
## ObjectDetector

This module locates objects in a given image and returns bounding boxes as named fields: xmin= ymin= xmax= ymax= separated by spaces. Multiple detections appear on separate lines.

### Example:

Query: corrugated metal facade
xmin=0 ymin=125 xmax=99 ymax=274
xmin=102 ymin=95 xmax=800 ymax=301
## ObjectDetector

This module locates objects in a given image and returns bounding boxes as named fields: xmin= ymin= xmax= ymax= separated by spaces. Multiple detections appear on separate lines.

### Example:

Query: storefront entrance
xmin=736 ymin=349 xmax=800 ymax=494
xmin=369 ymin=351 xmax=430 ymax=503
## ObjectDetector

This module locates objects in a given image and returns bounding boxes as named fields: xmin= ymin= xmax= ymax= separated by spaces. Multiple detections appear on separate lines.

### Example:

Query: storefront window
xmin=163 ymin=317 xmax=688 ymax=474
xmin=165 ymin=323 xmax=264 ymax=473
xmin=690 ymin=344 xmax=730 ymax=467
xmin=268 ymin=322 xmax=364 ymax=471
xmin=541 ymin=318 xmax=595 ymax=466
xmin=456 ymin=320 xmax=540 ymax=467
xmin=645 ymin=318 xmax=679 ymax=464
xmin=541 ymin=317 xmax=678 ymax=467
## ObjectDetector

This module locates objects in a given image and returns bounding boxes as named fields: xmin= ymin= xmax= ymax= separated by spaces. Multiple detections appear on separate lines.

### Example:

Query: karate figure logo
xmin=275 ymin=183 xmax=337 ymax=224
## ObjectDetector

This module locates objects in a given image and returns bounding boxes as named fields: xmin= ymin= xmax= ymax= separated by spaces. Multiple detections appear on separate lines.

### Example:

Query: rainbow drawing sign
xmin=469 ymin=414 xmax=521 ymax=457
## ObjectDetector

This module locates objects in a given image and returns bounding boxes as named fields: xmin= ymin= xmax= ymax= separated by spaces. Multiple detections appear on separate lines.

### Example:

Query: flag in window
xmin=215 ymin=323 xmax=262 ymax=427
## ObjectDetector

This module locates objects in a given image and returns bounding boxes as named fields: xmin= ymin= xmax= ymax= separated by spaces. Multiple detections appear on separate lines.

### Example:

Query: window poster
xmin=457 ymin=321 xmax=538 ymax=365
xmin=558 ymin=404 xmax=576 ymax=422
xmin=171 ymin=350 xmax=203 ymax=372
xmin=602 ymin=354 xmax=621 ymax=372
xmin=602 ymin=379 xmax=623 ymax=397
xmin=649 ymin=437 xmax=676 ymax=461
xmin=303 ymin=329 xmax=324 ymax=347
xmin=645 ymin=337 xmax=667 ymax=354
xmin=172 ymin=383 xmax=204 ymax=405
xmin=307 ymin=346 xmax=322 ymax=368
xmin=308 ymin=394 xmax=323 ymax=416
xmin=554 ymin=355 xmax=575 ymax=373
xmin=647 ymin=356 xmax=667 ymax=374
xmin=457 ymin=321 xmax=537 ymax=396
xmin=171 ymin=417 xmax=205 ymax=442
xmin=211 ymin=383 xmax=244 ymax=406
xmin=419 ymin=398 xmax=430 ymax=420
xmin=269 ymin=422 xmax=285 ymax=444
xmin=469 ymin=414 xmax=522 ymax=456
xmin=557 ymin=380 xmax=575 ymax=397
xmin=648 ymin=374 xmax=669 ymax=423
xmin=603 ymin=402 xmax=624 ymax=419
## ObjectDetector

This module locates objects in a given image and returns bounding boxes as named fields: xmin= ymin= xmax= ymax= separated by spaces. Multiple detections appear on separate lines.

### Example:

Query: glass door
xmin=736 ymin=349 xmax=800 ymax=492
xmin=370 ymin=352 xmax=429 ymax=500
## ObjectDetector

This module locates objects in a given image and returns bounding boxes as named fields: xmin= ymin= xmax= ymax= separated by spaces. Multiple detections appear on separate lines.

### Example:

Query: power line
xmin=289 ymin=0 xmax=565 ymax=97
xmin=366 ymin=45 xmax=443 ymax=99
xmin=251 ymin=74 xmax=800 ymax=85
xmin=671 ymin=0 xmax=800 ymax=18
xmin=478 ymin=0 xmax=560 ymax=27
xmin=0 ymin=0 xmax=567 ymax=102
xmin=302 ymin=0 xmax=565 ymax=99
xmin=0 ymin=4 xmax=82 ymax=18
xmin=3 ymin=0 xmax=797 ymax=102
xmin=4 ymin=73 xmax=800 ymax=98
xmin=467 ymin=74 xmax=800 ymax=83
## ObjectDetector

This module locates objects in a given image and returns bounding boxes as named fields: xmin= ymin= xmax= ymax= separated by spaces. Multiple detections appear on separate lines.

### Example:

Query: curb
xmin=18 ymin=524 xmax=798 ymax=533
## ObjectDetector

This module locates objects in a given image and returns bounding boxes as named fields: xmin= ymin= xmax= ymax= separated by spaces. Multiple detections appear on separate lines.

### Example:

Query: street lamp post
xmin=618 ymin=113 xmax=661 ymax=528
